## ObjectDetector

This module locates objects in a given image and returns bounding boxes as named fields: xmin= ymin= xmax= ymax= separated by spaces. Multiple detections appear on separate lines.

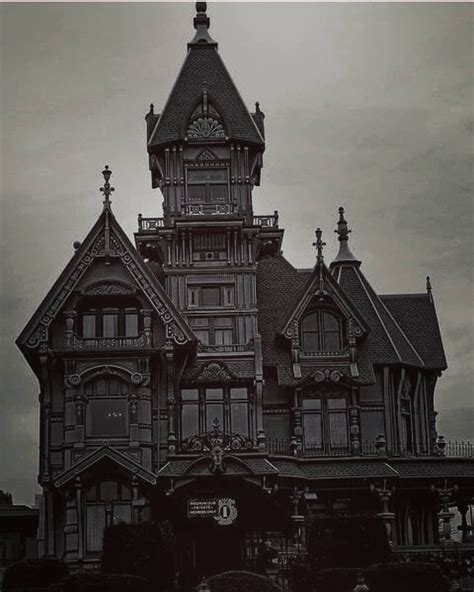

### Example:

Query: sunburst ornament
xmin=187 ymin=117 xmax=225 ymax=140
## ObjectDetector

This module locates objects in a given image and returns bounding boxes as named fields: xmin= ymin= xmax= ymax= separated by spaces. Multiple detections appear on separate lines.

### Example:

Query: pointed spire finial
xmin=426 ymin=276 xmax=433 ymax=303
xmin=189 ymin=1 xmax=217 ymax=47
xmin=100 ymin=165 xmax=114 ymax=210
xmin=331 ymin=206 xmax=361 ymax=267
xmin=313 ymin=228 xmax=326 ymax=265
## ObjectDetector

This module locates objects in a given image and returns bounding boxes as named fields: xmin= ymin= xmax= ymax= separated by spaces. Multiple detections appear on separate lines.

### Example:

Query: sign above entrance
xmin=188 ymin=497 xmax=238 ymax=526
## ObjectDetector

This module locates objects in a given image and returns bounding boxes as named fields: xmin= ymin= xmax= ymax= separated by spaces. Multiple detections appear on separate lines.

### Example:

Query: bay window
xmin=189 ymin=316 xmax=234 ymax=347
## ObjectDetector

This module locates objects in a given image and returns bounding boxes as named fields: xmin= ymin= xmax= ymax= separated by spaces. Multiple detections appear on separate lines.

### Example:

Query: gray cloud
xmin=1 ymin=2 xmax=472 ymax=505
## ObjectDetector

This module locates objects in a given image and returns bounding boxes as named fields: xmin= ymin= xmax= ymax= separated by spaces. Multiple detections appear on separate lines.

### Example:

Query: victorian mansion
xmin=17 ymin=2 xmax=474 ymax=585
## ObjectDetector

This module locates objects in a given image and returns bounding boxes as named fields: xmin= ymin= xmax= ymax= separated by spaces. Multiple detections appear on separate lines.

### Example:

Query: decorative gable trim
xmin=17 ymin=209 xmax=195 ymax=353
xmin=192 ymin=361 xmax=235 ymax=382
xmin=53 ymin=446 xmax=157 ymax=488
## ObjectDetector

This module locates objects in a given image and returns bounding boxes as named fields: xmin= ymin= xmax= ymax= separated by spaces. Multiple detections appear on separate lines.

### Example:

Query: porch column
xmin=370 ymin=481 xmax=396 ymax=546
xmin=432 ymin=480 xmax=457 ymax=542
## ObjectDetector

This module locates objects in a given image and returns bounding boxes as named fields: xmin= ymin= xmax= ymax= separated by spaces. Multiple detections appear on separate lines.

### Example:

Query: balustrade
xmin=253 ymin=211 xmax=279 ymax=227
xmin=182 ymin=203 xmax=234 ymax=215
xmin=69 ymin=333 xmax=150 ymax=349
xmin=137 ymin=214 xmax=165 ymax=232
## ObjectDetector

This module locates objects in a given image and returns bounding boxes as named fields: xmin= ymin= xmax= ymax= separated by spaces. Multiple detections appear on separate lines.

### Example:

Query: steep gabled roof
xmin=148 ymin=9 xmax=264 ymax=148
xmin=17 ymin=200 xmax=195 ymax=357
xmin=381 ymin=293 xmax=447 ymax=370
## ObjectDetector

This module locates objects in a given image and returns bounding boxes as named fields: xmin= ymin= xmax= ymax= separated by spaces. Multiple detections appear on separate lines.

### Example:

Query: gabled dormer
xmin=145 ymin=2 xmax=265 ymax=223
xmin=279 ymin=229 xmax=369 ymax=380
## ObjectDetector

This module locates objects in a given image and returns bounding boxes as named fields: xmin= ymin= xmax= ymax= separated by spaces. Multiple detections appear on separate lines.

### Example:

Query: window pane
xmin=189 ymin=317 xmax=208 ymax=327
xmin=120 ymin=485 xmax=132 ymax=501
xmin=88 ymin=400 xmax=128 ymax=437
xmin=125 ymin=313 xmax=139 ymax=337
xmin=201 ymin=287 xmax=221 ymax=307
xmin=231 ymin=403 xmax=248 ymax=436
xmin=188 ymin=169 xmax=227 ymax=184
xmin=303 ymin=332 xmax=319 ymax=352
xmin=303 ymin=414 xmax=322 ymax=449
xmin=188 ymin=184 xmax=206 ymax=202
xmin=86 ymin=505 xmax=106 ymax=552
xmin=302 ymin=312 xmax=318 ymax=331
xmin=325 ymin=331 xmax=341 ymax=351
xmin=215 ymin=329 xmax=233 ymax=345
xmin=113 ymin=504 xmax=132 ymax=525
xmin=95 ymin=379 xmax=106 ymax=396
xmin=182 ymin=404 xmax=199 ymax=439
xmin=103 ymin=314 xmax=118 ymax=337
xmin=208 ymin=184 xmax=228 ymax=203
xmin=194 ymin=330 xmax=209 ymax=344
xmin=230 ymin=388 xmax=248 ymax=400
xmin=214 ymin=316 xmax=233 ymax=327
xmin=107 ymin=379 xmax=121 ymax=396
xmin=329 ymin=413 xmax=348 ymax=447
xmin=100 ymin=482 xmax=118 ymax=501
xmin=206 ymin=404 xmax=224 ymax=430
xmin=206 ymin=388 xmax=223 ymax=400
xmin=181 ymin=389 xmax=199 ymax=401
xmin=82 ymin=314 xmax=96 ymax=338
xmin=302 ymin=398 xmax=321 ymax=410
xmin=323 ymin=312 xmax=340 ymax=332
xmin=328 ymin=399 xmax=347 ymax=410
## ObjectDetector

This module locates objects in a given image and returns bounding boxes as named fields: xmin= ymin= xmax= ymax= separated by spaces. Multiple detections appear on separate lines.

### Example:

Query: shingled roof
xmin=381 ymin=293 xmax=447 ymax=370
xmin=148 ymin=5 xmax=264 ymax=148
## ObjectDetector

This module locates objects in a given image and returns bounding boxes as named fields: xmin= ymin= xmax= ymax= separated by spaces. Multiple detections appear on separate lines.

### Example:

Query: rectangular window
xmin=231 ymin=403 xmax=248 ymax=436
xmin=329 ymin=413 xmax=349 ymax=448
xmin=303 ymin=414 xmax=322 ymax=450
xmin=103 ymin=313 xmax=118 ymax=338
xmin=201 ymin=287 xmax=221 ymax=307
xmin=82 ymin=314 xmax=96 ymax=338
xmin=206 ymin=404 xmax=224 ymax=429
xmin=125 ymin=311 xmax=139 ymax=337
xmin=86 ymin=505 xmax=106 ymax=553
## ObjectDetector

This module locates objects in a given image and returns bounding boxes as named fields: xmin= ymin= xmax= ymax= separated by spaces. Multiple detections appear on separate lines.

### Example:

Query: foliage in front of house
xmin=1 ymin=558 xmax=69 ymax=590
xmin=205 ymin=570 xmax=282 ymax=592
xmin=61 ymin=571 xmax=149 ymax=592
xmin=101 ymin=521 xmax=175 ymax=590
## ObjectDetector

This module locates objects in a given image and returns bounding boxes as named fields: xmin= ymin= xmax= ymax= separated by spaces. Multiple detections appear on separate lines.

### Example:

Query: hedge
xmin=366 ymin=562 xmax=449 ymax=592
xmin=101 ymin=521 xmax=175 ymax=590
xmin=205 ymin=570 xmax=282 ymax=592
xmin=1 ymin=558 xmax=69 ymax=589
xmin=62 ymin=572 xmax=149 ymax=592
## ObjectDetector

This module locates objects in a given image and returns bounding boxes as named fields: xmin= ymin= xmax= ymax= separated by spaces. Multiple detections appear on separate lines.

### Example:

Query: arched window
xmin=85 ymin=481 xmax=132 ymax=553
xmin=301 ymin=310 xmax=343 ymax=353
xmin=84 ymin=377 xmax=129 ymax=438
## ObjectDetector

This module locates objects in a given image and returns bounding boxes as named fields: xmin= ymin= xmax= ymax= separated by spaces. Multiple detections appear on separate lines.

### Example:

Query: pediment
xmin=17 ymin=207 xmax=195 ymax=354
xmin=53 ymin=446 xmax=157 ymax=488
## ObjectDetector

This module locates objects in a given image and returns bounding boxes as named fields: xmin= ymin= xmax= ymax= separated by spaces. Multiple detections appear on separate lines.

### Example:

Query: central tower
xmin=136 ymin=2 xmax=282 ymax=353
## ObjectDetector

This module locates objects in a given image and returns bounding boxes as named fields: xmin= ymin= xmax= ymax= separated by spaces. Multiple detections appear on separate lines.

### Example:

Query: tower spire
xmin=189 ymin=2 xmax=217 ymax=48
xmin=331 ymin=206 xmax=360 ymax=265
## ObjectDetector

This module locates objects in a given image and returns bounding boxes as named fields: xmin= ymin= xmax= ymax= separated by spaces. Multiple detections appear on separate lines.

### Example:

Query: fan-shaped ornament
xmin=187 ymin=117 xmax=225 ymax=140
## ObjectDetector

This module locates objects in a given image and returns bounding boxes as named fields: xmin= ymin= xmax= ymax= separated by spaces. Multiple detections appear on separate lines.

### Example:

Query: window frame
xmin=188 ymin=316 xmax=235 ymax=346
xmin=301 ymin=393 xmax=350 ymax=454
xmin=179 ymin=385 xmax=251 ymax=441
xmin=84 ymin=377 xmax=130 ymax=439
xmin=187 ymin=285 xmax=235 ymax=309
xmin=79 ymin=307 xmax=141 ymax=339
xmin=301 ymin=309 xmax=345 ymax=354
xmin=185 ymin=164 xmax=230 ymax=205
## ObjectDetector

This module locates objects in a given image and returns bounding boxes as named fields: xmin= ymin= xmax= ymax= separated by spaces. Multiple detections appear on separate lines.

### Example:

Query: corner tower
xmin=136 ymin=2 xmax=282 ymax=353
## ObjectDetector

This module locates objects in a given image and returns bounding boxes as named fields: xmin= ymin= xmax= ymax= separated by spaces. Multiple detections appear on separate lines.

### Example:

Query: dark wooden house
xmin=17 ymin=2 xmax=473 ymax=586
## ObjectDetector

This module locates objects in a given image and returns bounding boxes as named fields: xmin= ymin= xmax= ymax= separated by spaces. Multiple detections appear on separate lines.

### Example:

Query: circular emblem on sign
xmin=214 ymin=497 xmax=237 ymax=526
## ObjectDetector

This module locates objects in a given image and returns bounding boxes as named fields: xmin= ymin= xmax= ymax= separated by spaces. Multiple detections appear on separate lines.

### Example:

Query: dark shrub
xmin=101 ymin=521 xmax=174 ymax=591
xmin=2 ymin=557 xmax=69 ymax=589
xmin=62 ymin=572 xmax=149 ymax=592
xmin=366 ymin=562 xmax=449 ymax=592
xmin=306 ymin=513 xmax=391 ymax=570
xmin=205 ymin=570 xmax=282 ymax=592
xmin=314 ymin=567 xmax=362 ymax=592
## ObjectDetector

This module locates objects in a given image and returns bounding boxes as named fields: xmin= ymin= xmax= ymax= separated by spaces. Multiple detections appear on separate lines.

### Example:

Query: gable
xmin=17 ymin=207 xmax=195 ymax=357
xmin=279 ymin=262 xmax=369 ymax=342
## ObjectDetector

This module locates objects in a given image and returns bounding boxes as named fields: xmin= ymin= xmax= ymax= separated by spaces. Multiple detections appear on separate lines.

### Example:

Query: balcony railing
xmin=253 ymin=212 xmax=279 ymax=227
xmin=182 ymin=203 xmax=235 ymax=216
xmin=443 ymin=440 xmax=474 ymax=458
xmin=137 ymin=214 xmax=164 ymax=232
xmin=69 ymin=333 xmax=150 ymax=349
xmin=197 ymin=341 xmax=254 ymax=353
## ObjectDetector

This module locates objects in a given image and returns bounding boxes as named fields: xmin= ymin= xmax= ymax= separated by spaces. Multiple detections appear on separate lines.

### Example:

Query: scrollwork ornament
xmin=131 ymin=372 xmax=143 ymax=386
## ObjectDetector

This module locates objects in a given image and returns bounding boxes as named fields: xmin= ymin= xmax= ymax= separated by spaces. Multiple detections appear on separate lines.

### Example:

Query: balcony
xmin=253 ymin=212 xmax=279 ymax=227
xmin=137 ymin=215 xmax=164 ymax=232
xmin=197 ymin=340 xmax=254 ymax=354
xmin=181 ymin=203 xmax=235 ymax=216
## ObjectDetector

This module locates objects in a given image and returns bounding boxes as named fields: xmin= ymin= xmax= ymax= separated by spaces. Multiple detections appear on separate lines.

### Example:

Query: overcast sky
xmin=1 ymin=2 xmax=473 ymax=505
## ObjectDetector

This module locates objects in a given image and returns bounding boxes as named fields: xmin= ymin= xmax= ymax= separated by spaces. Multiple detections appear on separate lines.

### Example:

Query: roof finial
xmin=100 ymin=165 xmax=114 ymax=210
xmin=331 ymin=206 xmax=360 ymax=266
xmin=313 ymin=228 xmax=326 ymax=265
xmin=189 ymin=1 xmax=217 ymax=47
xmin=426 ymin=276 xmax=433 ymax=303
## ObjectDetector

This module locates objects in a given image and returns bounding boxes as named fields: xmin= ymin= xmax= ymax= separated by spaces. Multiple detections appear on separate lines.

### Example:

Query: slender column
xmin=75 ymin=478 xmax=84 ymax=561
xmin=129 ymin=394 xmax=139 ymax=447
xmin=64 ymin=311 xmax=76 ymax=347
xmin=349 ymin=402 xmax=361 ymax=454
xmin=370 ymin=480 xmax=396 ymax=546
xmin=73 ymin=395 xmax=86 ymax=448
xmin=431 ymin=480 xmax=457 ymax=542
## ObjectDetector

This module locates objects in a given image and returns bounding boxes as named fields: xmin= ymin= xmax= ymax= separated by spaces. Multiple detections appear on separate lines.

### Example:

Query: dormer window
xmin=301 ymin=310 xmax=343 ymax=353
